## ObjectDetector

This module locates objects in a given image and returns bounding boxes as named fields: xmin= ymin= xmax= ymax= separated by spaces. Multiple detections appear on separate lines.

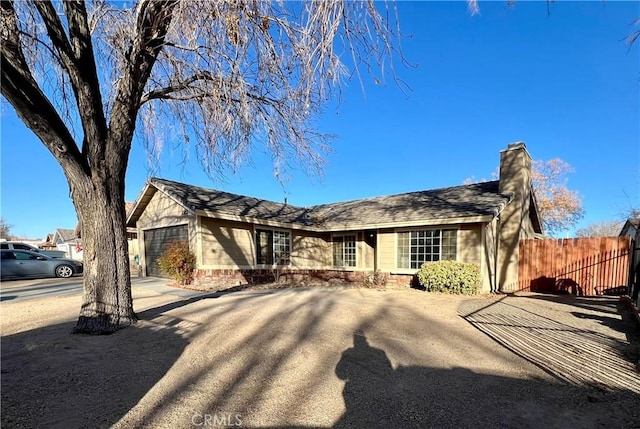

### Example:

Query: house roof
xmin=309 ymin=181 xmax=512 ymax=229
xmin=620 ymin=217 xmax=640 ymax=236
xmin=127 ymin=177 xmax=514 ymax=231
xmin=55 ymin=228 xmax=77 ymax=242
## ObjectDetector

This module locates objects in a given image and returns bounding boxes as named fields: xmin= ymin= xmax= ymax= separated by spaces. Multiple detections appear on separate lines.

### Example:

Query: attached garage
xmin=143 ymin=224 xmax=189 ymax=277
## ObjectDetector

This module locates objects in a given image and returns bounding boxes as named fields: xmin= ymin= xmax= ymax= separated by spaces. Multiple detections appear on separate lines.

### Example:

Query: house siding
xmin=200 ymin=218 xmax=254 ymax=268
xmin=291 ymin=231 xmax=331 ymax=268
xmin=457 ymin=224 xmax=482 ymax=265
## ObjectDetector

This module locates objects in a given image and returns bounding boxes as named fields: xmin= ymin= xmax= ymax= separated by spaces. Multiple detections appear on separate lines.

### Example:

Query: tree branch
xmin=1 ymin=0 xmax=88 ymax=179
xmin=107 ymin=0 xmax=179 ymax=174
xmin=140 ymin=72 xmax=222 ymax=105
xmin=62 ymin=1 xmax=108 ymax=158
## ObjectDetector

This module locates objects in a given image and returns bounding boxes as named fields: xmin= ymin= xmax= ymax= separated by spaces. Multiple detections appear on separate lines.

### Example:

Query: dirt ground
xmin=1 ymin=283 xmax=639 ymax=428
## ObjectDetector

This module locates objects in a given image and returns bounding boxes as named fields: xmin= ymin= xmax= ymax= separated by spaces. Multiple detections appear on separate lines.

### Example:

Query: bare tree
xmin=575 ymin=220 xmax=624 ymax=238
xmin=0 ymin=218 xmax=12 ymax=240
xmin=532 ymin=159 xmax=584 ymax=236
xmin=1 ymin=1 xmax=405 ymax=333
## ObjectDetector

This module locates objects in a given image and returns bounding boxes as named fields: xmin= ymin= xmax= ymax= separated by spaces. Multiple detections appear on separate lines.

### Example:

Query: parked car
xmin=0 ymin=241 xmax=40 ymax=252
xmin=0 ymin=242 xmax=67 ymax=258
xmin=0 ymin=250 xmax=83 ymax=280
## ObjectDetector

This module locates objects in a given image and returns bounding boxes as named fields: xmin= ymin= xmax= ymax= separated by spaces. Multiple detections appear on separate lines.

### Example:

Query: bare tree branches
xmin=1 ymin=0 xmax=87 ymax=178
xmin=4 ymin=1 xmax=405 ymax=184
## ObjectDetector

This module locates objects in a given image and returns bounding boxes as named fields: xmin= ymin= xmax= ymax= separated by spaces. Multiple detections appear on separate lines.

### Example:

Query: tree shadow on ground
xmin=3 ymin=288 xmax=640 ymax=429
xmin=329 ymin=333 xmax=640 ymax=429
xmin=1 ymin=319 xmax=188 ymax=428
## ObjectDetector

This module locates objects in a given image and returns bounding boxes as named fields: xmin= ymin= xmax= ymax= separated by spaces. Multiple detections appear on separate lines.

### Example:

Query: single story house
xmin=43 ymin=228 xmax=83 ymax=260
xmin=127 ymin=142 xmax=543 ymax=292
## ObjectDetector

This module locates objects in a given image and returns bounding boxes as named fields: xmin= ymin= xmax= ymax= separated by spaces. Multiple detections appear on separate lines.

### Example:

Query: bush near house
xmin=360 ymin=270 xmax=388 ymax=289
xmin=157 ymin=241 xmax=196 ymax=285
xmin=417 ymin=261 xmax=480 ymax=295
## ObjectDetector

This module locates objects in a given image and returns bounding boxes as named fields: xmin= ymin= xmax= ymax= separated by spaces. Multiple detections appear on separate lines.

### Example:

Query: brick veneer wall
xmin=189 ymin=268 xmax=418 ymax=291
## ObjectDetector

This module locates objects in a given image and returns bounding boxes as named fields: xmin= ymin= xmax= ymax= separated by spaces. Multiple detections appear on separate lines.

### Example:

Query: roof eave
xmin=195 ymin=208 xmax=495 ymax=232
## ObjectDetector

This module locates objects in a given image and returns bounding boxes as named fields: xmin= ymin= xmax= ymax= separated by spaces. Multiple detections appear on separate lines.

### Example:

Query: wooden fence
xmin=518 ymin=236 xmax=631 ymax=296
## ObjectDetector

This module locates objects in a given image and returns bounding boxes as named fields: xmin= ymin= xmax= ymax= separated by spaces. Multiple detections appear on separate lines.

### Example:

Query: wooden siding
xmin=518 ymin=237 xmax=631 ymax=296
xmin=138 ymin=191 xmax=191 ymax=229
xmin=291 ymin=231 xmax=331 ymax=268
xmin=457 ymin=225 xmax=482 ymax=264
xmin=200 ymin=218 xmax=254 ymax=268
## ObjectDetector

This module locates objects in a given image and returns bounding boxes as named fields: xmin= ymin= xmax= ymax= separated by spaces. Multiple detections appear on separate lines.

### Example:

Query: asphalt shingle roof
xmin=150 ymin=178 xmax=511 ymax=229
xmin=56 ymin=228 xmax=77 ymax=242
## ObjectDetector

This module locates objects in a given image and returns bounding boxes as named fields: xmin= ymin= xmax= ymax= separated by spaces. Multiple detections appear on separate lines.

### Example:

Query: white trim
xmin=331 ymin=233 xmax=357 ymax=268
xmin=254 ymin=227 xmax=292 ymax=266
xmin=127 ymin=181 xmax=195 ymax=226
xmin=395 ymin=227 xmax=459 ymax=270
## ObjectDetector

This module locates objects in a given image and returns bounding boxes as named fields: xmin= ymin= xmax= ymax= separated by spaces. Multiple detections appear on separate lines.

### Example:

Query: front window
xmin=397 ymin=229 xmax=457 ymax=269
xmin=256 ymin=229 xmax=290 ymax=265
xmin=13 ymin=251 xmax=41 ymax=260
xmin=333 ymin=235 xmax=356 ymax=267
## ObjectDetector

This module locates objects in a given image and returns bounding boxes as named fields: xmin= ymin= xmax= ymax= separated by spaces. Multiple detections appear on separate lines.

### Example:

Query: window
xmin=13 ymin=251 xmax=39 ymax=260
xmin=15 ymin=244 xmax=36 ymax=251
xmin=333 ymin=235 xmax=356 ymax=267
xmin=397 ymin=229 xmax=457 ymax=269
xmin=256 ymin=229 xmax=290 ymax=265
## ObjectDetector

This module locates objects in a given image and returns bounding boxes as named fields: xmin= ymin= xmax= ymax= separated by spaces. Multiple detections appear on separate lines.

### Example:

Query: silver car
xmin=0 ymin=250 xmax=83 ymax=280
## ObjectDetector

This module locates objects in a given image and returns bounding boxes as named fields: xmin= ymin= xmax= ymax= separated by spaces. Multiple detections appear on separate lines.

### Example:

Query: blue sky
xmin=1 ymin=1 xmax=638 ymax=239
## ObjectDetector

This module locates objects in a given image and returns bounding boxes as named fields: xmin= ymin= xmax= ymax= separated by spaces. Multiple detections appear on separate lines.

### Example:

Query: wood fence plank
xmin=518 ymin=236 xmax=631 ymax=296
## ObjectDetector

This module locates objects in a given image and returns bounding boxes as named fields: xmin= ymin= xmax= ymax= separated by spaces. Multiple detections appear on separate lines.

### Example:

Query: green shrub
xmin=416 ymin=260 xmax=480 ymax=294
xmin=157 ymin=241 xmax=196 ymax=285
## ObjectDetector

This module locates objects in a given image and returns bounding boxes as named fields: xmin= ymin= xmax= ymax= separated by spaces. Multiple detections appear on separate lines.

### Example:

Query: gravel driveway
xmin=1 ymin=284 xmax=639 ymax=428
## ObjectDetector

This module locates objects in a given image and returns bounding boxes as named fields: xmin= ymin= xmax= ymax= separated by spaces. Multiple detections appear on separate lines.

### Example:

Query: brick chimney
xmin=497 ymin=142 xmax=534 ymax=292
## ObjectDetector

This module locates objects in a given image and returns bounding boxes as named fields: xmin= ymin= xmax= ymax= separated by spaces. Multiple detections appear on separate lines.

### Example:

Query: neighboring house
xmin=40 ymin=233 xmax=58 ymax=250
xmin=127 ymin=142 xmax=543 ymax=292
xmin=620 ymin=217 xmax=640 ymax=306
xmin=51 ymin=228 xmax=83 ymax=261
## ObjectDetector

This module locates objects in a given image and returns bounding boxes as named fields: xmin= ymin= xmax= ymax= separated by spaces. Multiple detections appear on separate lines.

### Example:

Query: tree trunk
xmin=71 ymin=175 xmax=135 ymax=334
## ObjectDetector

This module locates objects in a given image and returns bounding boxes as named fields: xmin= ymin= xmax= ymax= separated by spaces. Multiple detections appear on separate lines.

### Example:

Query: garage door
xmin=144 ymin=225 xmax=189 ymax=277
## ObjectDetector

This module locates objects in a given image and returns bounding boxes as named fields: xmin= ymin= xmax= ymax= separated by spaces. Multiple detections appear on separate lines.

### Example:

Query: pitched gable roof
xmin=55 ymin=228 xmax=77 ymax=242
xmin=128 ymin=177 xmax=513 ymax=231
xmin=620 ymin=217 xmax=640 ymax=236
